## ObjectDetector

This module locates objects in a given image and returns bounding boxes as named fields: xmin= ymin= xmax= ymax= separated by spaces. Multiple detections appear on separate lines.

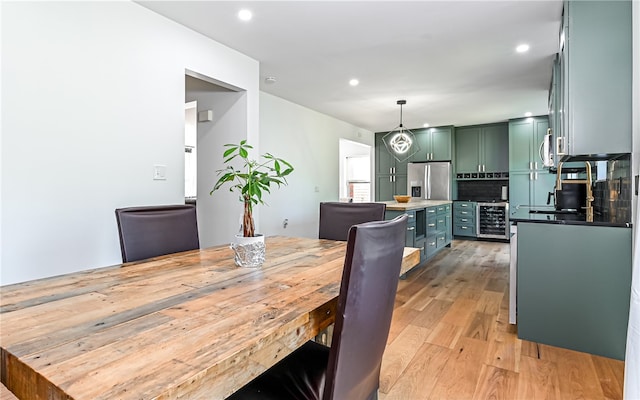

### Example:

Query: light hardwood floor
xmin=379 ymin=239 xmax=625 ymax=400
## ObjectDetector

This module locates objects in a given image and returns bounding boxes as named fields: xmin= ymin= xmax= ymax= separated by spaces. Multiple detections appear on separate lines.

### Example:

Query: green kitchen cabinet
xmin=409 ymin=126 xmax=453 ymax=162
xmin=509 ymin=117 xmax=555 ymax=208
xmin=453 ymin=201 xmax=476 ymax=237
xmin=508 ymin=171 xmax=556 ymax=210
xmin=509 ymin=116 xmax=550 ymax=172
xmin=517 ymin=222 xmax=632 ymax=360
xmin=386 ymin=204 xmax=451 ymax=264
xmin=375 ymin=132 xmax=408 ymax=200
xmin=455 ymin=123 xmax=508 ymax=174
xmin=555 ymin=1 xmax=632 ymax=157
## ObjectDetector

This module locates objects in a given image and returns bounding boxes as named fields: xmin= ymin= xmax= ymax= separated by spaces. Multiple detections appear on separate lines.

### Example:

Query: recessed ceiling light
xmin=265 ymin=76 xmax=276 ymax=84
xmin=423 ymin=123 xmax=430 ymax=128
xmin=349 ymin=79 xmax=359 ymax=87
xmin=238 ymin=9 xmax=253 ymax=21
xmin=516 ymin=44 xmax=530 ymax=53
xmin=524 ymin=112 xmax=533 ymax=117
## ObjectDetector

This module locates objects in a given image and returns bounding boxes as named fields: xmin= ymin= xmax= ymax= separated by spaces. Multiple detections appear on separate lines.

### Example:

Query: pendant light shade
xmin=382 ymin=100 xmax=420 ymax=162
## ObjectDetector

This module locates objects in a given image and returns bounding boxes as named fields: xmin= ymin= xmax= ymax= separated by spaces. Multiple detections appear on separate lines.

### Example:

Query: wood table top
xmin=0 ymin=236 xmax=420 ymax=399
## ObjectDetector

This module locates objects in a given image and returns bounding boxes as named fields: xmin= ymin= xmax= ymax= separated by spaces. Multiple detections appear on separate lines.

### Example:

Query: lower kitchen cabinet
xmin=453 ymin=201 xmax=476 ymax=237
xmin=386 ymin=204 xmax=451 ymax=264
xmin=516 ymin=222 xmax=632 ymax=360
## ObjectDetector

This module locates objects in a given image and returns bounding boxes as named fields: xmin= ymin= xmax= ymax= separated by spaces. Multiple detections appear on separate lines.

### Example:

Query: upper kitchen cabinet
xmin=509 ymin=116 xmax=551 ymax=172
xmin=455 ymin=122 xmax=508 ymax=174
xmin=409 ymin=126 xmax=453 ymax=162
xmin=375 ymin=132 xmax=408 ymax=200
xmin=553 ymin=0 xmax=632 ymax=157
xmin=509 ymin=116 xmax=556 ymax=208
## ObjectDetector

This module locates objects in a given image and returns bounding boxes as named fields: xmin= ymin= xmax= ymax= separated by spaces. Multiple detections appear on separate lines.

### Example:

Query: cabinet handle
xmin=534 ymin=162 xmax=538 ymax=170
xmin=461 ymin=204 xmax=468 ymax=207
xmin=407 ymin=227 xmax=415 ymax=231
xmin=530 ymin=172 xmax=534 ymax=180
xmin=461 ymin=226 xmax=468 ymax=229
xmin=534 ymin=172 xmax=538 ymax=180
xmin=389 ymin=167 xmax=393 ymax=174
xmin=461 ymin=211 xmax=468 ymax=215
xmin=406 ymin=214 xmax=414 ymax=219
xmin=428 ymin=223 xmax=436 ymax=227
xmin=461 ymin=218 xmax=468 ymax=222
xmin=529 ymin=162 xmax=533 ymax=170
xmin=389 ymin=176 xmax=393 ymax=183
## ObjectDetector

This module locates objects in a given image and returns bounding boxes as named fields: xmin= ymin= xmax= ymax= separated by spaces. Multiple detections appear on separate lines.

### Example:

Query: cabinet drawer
xmin=453 ymin=202 xmax=475 ymax=210
xmin=426 ymin=206 xmax=438 ymax=216
xmin=436 ymin=234 xmax=447 ymax=249
xmin=436 ymin=216 xmax=448 ymax=231
xmin=454 ymin=224 xmax=476 ymax=237
xmin=425 ymin=235 xmax=438 ymax=257
xmin=426 ymin=216 xmax=437 ymax=234
xmin=454 ymin=215 xmax=475 ymax=225
xmin=454 ymin=209 xmax=475 ymax=219
xmin=436 ymin=205 xmax=449 ymax=214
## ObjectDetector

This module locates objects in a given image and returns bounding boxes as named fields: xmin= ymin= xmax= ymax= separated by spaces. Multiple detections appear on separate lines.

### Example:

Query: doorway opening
xmin=339 ymin=139 xmax=372 ymax=202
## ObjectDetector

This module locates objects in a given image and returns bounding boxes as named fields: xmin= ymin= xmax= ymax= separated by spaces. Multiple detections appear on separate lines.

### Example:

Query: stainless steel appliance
xmin=407 ymin=162 xmax=451 ymax=200
xmin=476 ymin=202 xmax=509 ymax=240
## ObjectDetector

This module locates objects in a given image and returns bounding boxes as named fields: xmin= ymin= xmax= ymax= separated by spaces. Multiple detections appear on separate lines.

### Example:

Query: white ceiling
xmin=138 ymin=1 xmax=563 ymax=132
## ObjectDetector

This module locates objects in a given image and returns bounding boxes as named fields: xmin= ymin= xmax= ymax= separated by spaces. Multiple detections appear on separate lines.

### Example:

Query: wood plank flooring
xmin=380 ymin=239 xmax=625 ymax=400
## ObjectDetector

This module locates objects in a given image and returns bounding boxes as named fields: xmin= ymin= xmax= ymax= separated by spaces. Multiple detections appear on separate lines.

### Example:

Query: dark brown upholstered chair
xmin=115 ymin=204 xmax=199 ymax=263
xmin=228 ymin=214 xmax=408 ymax=400
xmin=318 ymin=202 xmax=386 ymax=241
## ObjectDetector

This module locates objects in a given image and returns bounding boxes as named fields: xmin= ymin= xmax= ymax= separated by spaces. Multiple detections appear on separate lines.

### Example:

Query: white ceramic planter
xmin=231 ymin=234 xmax=265 ymax=268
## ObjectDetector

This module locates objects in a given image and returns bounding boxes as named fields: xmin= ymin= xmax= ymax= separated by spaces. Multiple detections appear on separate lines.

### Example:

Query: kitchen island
xmin=379 ymin=200 xmax=453 ymax=274
xmin=510 ymin=207 xmax=632 ymax=360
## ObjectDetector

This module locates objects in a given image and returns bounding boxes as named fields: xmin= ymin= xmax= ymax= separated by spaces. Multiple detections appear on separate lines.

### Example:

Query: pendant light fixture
xmin=382 ymin=100 xmax=420 ymax=162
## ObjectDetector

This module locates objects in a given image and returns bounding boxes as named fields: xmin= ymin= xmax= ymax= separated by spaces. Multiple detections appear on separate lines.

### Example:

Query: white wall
xmin=1 ymin=2 xmax=259 ymax=285
xmin=258 ymin=92 xmax=373 ymax=238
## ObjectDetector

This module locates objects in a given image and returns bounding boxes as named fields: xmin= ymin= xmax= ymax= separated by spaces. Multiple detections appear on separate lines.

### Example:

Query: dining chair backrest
xmin=115 ymin=204 xmax=199 ymax=263
xmin=323 ymin=214 xmax=407 ymax=400
xmin=318 ymin=202 xmax=386 ymax=241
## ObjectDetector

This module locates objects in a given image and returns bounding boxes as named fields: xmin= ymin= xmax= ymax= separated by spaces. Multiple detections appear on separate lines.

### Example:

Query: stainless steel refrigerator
xmin=407 ymin=162 xmax=451 ymax=200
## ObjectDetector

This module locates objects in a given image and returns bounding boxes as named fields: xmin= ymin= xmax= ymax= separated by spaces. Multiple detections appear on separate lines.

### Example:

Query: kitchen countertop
xmin=509 ymin=205 xmax=631 ymax=228
xmin=380 ymin=199 xmax=452 ymax=211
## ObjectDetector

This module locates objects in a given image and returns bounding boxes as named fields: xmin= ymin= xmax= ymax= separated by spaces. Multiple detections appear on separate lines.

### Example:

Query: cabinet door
xmin=375 ymin=175 xmax=394 ymax=201
xmin=508 ymin=172 xmax=532 ymax=209
xmin=409 ymin=128 xmax=430 ymax=162
xmin=531 ymin=171 xmax=556 ymax=207
xmin=481 ymin=125 xmax=509 ymax=172
xmin=508 ymin=120 xmax=534 ymax=172
xmin=431 ymin=127 xmax=452 ymax=161
xmin=375 ymin=133 xmax=395 ymax=175
xmin=455 ymin=127 xmax=481 ymax=173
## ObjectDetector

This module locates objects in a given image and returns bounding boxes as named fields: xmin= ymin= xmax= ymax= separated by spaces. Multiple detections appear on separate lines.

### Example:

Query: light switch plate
xmin=153 ymin=165 xmax=167 ymax=180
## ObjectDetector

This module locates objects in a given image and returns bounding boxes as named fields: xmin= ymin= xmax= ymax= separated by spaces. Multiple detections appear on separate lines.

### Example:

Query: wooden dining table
xmin=0 ymin=236 xmax=420 ymax=400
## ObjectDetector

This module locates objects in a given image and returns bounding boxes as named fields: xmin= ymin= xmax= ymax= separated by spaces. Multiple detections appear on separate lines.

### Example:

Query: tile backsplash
xmin=592 ymin=158 xmax=631 ymax=224
xmin=457 ymin=180 xmax=509 ymax=202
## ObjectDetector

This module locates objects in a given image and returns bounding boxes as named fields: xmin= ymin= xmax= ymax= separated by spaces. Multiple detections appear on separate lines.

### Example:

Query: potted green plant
xmin=210 ymin=140 xmax=294 ymax=267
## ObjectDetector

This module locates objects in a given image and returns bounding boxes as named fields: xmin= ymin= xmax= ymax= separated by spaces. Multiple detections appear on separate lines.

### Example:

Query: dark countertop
xmin=509 ymin=206 xmax=632 ymax=228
